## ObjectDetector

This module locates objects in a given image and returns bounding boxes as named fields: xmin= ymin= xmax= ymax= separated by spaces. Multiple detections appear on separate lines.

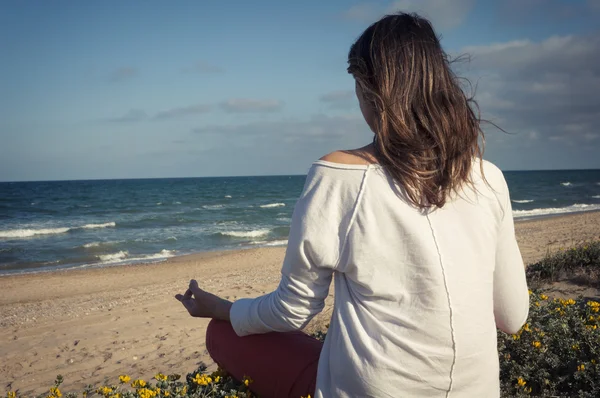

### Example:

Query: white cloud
xmin=154 ymin=104 xmax=212 ymax=120
xmin=219 ymin=99 xmax=284 ymax=113
xmin=463 ymin=32 xmax=600 ymax=149
xmin=194 ymin=113 xmax=368 ymax=142
xmin=319 ymin=90 xmax=357 ymax=109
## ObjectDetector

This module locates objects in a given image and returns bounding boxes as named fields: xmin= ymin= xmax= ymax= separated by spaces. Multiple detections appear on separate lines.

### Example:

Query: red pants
xmin=206 ymin=319 xmax=323 ymax=398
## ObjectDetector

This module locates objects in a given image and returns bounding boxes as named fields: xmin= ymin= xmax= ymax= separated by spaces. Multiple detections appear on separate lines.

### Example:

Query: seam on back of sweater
xmin=332 ymin=166 xmax=370 ymax=270
xmin=426 ymin=213 xmax=457 ymax=397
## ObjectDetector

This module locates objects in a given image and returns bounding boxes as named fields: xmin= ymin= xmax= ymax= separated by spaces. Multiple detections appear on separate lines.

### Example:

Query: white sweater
xmin=230 ymin=159 xmax=529 ymax=398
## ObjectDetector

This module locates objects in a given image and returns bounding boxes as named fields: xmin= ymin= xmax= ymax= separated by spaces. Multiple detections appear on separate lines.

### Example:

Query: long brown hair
xmin=348 ymin=12 xmax=484 ymax=209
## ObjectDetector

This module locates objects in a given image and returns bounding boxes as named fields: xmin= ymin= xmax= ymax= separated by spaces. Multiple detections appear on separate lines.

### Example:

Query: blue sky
xmin=1 ymin=0 xmax=599 ymax=181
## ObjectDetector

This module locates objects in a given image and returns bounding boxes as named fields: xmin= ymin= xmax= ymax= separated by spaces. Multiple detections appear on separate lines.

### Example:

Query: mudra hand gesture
xmin=175 ymin=279 xmax=232 ymax=321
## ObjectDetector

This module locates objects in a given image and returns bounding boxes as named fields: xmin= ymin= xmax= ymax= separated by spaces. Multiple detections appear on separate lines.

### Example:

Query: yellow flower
xmin=577 ymin=364 xmax=585 ymax=372
xmin=540 ymin=294 xmax=549 ymax=300
xmin=572 ymin=344 xmax=579 ymax=350
xmin=523 ymin=323 xmax=531 ymax=332
xmin=137 ymin=388 xmax=157 ymax=398
xmin=180 ymin=386 xmax=187 ymax=396
xmin=7 ymin=392 xmax=16 ymax=398
xmin=119 ymin=375 xmax=131 ymax=384
xmin=50 ymin=387 xmax=62 ymax=398
xmin=592 ymin=359 xmax=597 ymax=364
xmin=525 ymin=387 xmax=532 ymax=394
xmin=164 ymin=392 xmax=170 ymax=397
xmin=97 ymin=386 xmax=113 ymax=396
xmin=517 ymin=377 xmax=527 ymax=387
xmin=301 ymin=395 xmax=312 ymax=398
xmin=565 ymin=299 xmax=576 ymax=306
xmin=154 ymin=373 xmax=168 ymax=382
xmin=512 ymin=334 xmax=520 ymax=340
xmin=539 ymin=331 xmax=546 ymax=337
xmin=528 ymin=290 xmax=533 ymax=295
xmin=109 ymin=394 xmax=121 ymax=398
xmin=192 ymin=373 xmax=212 ymax=386
xmin=214 ymin=376 xmax=221 ymax=383
xmin=532 ymin=341 xmax=542 ymax=348
xmin=132 ymin=379 xmax=147 ymax=388
xmin=225 ymin=396 xmax=239 ymax=398
xmin=242 ymin=376 xmax=253 ymax=387
xmin=534 ymin=302 xmax=540 ymax=307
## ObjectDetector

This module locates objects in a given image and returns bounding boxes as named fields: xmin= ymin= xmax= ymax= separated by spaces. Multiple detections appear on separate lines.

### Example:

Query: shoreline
xmin=3 ymin=209 xmax=600 ymax=278
xmin=1 ymin=210 xmax=600 ymax=395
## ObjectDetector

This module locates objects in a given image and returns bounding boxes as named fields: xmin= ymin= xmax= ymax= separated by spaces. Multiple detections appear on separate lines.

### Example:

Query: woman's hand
xmin=175 ymin=279 xmax=233 ymax=321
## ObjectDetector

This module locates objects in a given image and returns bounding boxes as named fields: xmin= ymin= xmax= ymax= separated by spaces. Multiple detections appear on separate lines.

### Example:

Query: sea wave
xmin=82 ymin=240 xmax=121 ymax=249
xmin=561 ymin=182 xmax=572 ymax=187
xmin=131 ymin=249 xmax=176 ymax=261
xmin=512 ymin=199 xmax=535 ymax=204
xmin=203 ymin=204 xmax=224 ymax=210
xmin=250 ymin=239 xmax=289 ymax=247
xmin=96 ymin=249 xmax=175 ymax=265
xmin=81 ymin=222 xmax=116 ymax=229
xmin=225 ymin=195 xmax=232 ymax=198
xmin=593 ymin=195 xmax=600 ymax=199
xmin=260 ymin=203 xmax=285 ymax=208
xmin=513 ymin=203 xmax=600 ymax=219
xmin=0 ymin=227 xmax=71 ymax=238
xmin=221 ymin=229 xmax=270 ymax=238
xmin=0 ymin=221 xmax=116 ymax=239
xmin=98 ymin=250 xmax=129 ymax=263
xmin=277 ymin=217 xmax=292 ymax=222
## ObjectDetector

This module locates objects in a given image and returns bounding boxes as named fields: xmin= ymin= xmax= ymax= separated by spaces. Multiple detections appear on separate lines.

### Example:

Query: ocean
xmin=1 ymin=169 xmax=599 ymax=275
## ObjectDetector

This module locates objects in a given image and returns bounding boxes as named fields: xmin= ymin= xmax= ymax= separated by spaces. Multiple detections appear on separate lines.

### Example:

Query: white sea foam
xmin=561 ymin=182 xmax=572 ymax=187
xmin=513 ymin=203 xmax=600 ymax=219
xmin=593 ymin=195 xmax=600 ymax=199
xmin=203 ymin=204 xmax=224 ymax=210
xmin=98 ymin=251 xmax=129 ymax=263
xmin=0 ymin=227 xmax=71 ymax=238
xmin=81 ymin=222 xmax=116 ymax=229
xmin=250 ymin=239 xmax=288 ymax=247
xmin=225 ymin=195 xmax=232 ymax=198
xmin=156 ymin=202 xmax=162 ymax=205
xmin=83 ymin=240 xmax=120 ymax=248
xmin=1 ymin=221 xmax=118 ymax=239
xmin=512 ymin=199 xmax=535 ymax=204
xmin=133 ymin=249 xmax=176 ymax=261
xmin=166 ymin=236 xmax=178 ymax=241
xmin=260 ymin=203 xmax=285 ymax=208
xmin=221 ymin=229 xmax=270 ymax=238
xmin=277 ymin=217 xmax=292 ymax=222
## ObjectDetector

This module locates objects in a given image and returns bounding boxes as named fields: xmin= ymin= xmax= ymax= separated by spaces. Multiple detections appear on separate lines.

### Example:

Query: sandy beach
xmin=2 ymin=211 xmax=600 ymax=396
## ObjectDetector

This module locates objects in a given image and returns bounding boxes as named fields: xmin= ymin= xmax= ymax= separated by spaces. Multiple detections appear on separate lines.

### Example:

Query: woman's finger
xmin=175 ymin=294 xmax=184 ymax=302
xmin=189 ymin=279 xmax=202 ymax=296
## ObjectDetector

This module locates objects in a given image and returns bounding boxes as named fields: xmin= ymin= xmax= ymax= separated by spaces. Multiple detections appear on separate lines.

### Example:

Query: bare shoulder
xmin=319 ymin=146 xmax=378 ymax=166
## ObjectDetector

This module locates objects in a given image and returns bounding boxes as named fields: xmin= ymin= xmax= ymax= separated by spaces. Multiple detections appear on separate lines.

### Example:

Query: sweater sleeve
xmin=493 ymin=173 xmax=530 ymax=335
xmin=229 ymin=165 xmax=364 ymax=336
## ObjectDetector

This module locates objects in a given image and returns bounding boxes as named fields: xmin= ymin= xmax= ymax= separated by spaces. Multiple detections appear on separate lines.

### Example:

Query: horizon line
xmin=2 ymin=167 xmax=600 ymax=184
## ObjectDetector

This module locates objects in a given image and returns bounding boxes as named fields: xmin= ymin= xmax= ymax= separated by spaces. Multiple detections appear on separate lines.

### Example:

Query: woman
xmin=176 ymin=12 xmax=529 ymax=398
